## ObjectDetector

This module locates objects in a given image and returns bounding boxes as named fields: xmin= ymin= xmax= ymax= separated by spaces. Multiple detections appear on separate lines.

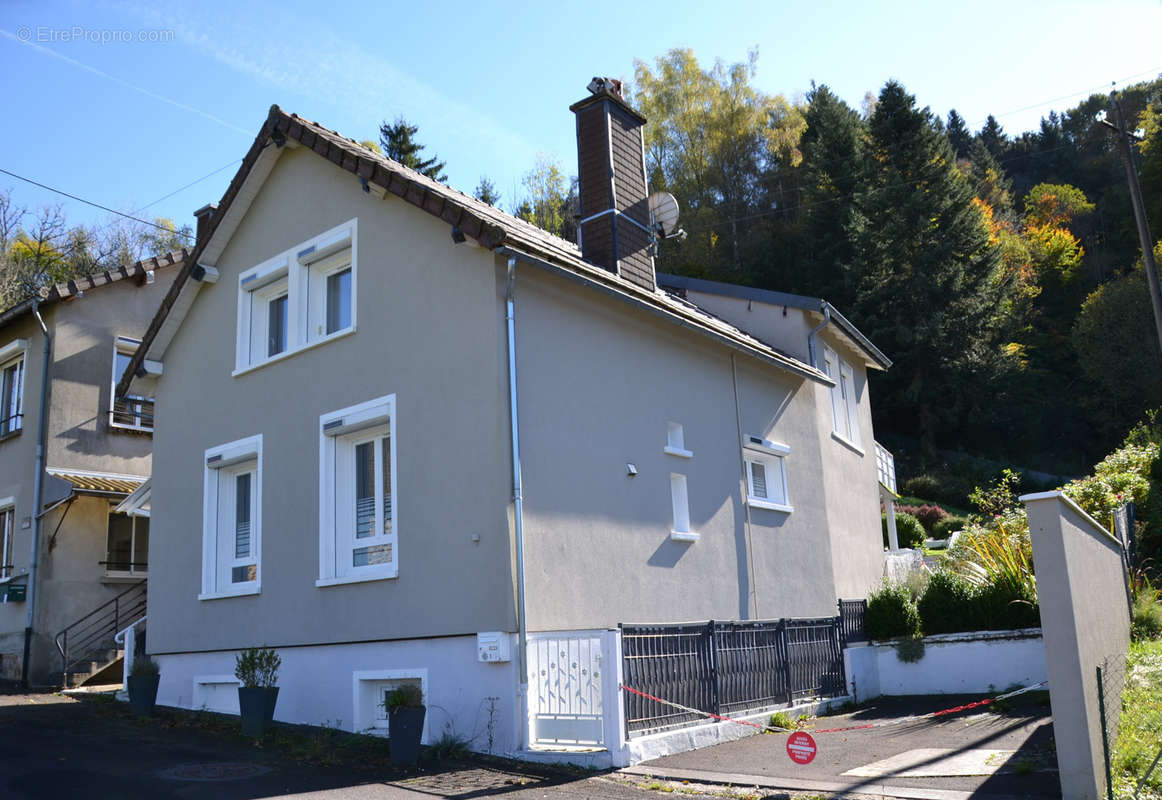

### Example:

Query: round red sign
xmin=786 ymin=731 xmax=817 ymax=764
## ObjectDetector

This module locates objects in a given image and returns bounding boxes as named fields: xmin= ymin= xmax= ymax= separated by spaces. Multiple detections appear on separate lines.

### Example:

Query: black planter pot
xmin=388 ymin=706 xmax=426 ymax=766
xmin=127 ymin=674 xmax=160 ymax=717
xmin=237 ymin=686 xmax=279 ymax=738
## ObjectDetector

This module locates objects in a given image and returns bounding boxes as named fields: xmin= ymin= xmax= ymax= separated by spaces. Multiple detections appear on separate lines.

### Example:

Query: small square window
xmin=743 ymin=438 xmax=792 ymax=513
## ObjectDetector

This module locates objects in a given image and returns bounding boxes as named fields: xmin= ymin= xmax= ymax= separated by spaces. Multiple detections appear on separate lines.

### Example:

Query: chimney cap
xmin=193 ymin=203 xmax=218 ymax=220
xmin=570 ymin=78 xmax=646 ymax=124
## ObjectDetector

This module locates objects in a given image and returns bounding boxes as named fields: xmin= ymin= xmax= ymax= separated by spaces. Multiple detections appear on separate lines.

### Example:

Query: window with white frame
xmin=318 ymin=396 xmax=397 ymax=585
xmin=105 ymin=509 xmax=149 ymax=576
xmin=201 ymin=435 xmax=262 ymax=598
xmin=110 ymin=337 xmax=154 ymax=432
xmin=236 ymin=219 xmax=356 ymax=372
xmin=822 ymin=345 xmax=861 ymax=448
xmin=0 ymin=504 xmax=14 ymax=579
xmin=0 ymin=340 xmax=27 ymax=437
xmin=743 ymin=437 xmax=792 ymax=513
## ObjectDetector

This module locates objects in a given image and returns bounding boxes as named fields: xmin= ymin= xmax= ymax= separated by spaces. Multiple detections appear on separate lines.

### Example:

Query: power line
xmin=0 ymin=167 xmax=194 ymax=241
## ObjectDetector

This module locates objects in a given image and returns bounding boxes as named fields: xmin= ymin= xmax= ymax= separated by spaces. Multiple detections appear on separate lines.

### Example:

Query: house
xmin=118 ymin=80 xmax=890 ymax=760
xmin=0 ymin=252 xmax=183 ymax=685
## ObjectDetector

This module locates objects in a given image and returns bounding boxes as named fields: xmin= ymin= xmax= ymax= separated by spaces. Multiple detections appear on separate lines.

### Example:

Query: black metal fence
xmin=621 ymin=614 xmax=847 ymax=737
xmin=838 ymin=598 xmax=868 ymax=646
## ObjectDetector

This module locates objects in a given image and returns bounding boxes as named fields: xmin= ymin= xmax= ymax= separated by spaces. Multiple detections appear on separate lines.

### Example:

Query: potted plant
xmin=126 ymin=651 xmax=160 ymax=717
xmin=384 ymin=683 xmax=425 ymax=766
xmin=234 ymin=645 xmax=281 ymax=738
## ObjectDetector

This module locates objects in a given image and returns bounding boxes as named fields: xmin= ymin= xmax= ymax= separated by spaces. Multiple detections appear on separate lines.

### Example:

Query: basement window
xmin=235 ymin=219 xmax=357 ymax=373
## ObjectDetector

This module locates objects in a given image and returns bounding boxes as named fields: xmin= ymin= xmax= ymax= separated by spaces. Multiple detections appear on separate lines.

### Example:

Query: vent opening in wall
xmin=352 ymin=670 xmax=428 ymax=738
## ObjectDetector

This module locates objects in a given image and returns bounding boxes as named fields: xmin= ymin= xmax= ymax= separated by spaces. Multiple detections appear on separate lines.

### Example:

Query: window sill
xmin=233 ymin=326 xmax=356 ymax=377
xmin=198 ymin=585 xmax=261 ymax=601
xmin=663 ymin=446 xmax=693 ymax=459
xmin=747 ymin=498 xmax=794 ymax=513
xmin=110 ymin=423 xmax=153 ymax=435
xmin=315 ymin=570 xmax=398 ymax=588
xmin=0 ymin=571 xmax=28 ymax=585
xmin=830 ymin=432 xmax=865 ymax=456
xmin=0 ymin=429 xmax=21 ymax=444
xmin=670 ymin=530 xmax=700 ymax=543
xmin=102 ymin=574 xmax=147 ymax=584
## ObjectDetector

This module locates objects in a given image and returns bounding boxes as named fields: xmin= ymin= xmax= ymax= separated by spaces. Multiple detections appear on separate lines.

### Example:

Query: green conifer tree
xmin=378 ymin=117 xmax=447 ymax=182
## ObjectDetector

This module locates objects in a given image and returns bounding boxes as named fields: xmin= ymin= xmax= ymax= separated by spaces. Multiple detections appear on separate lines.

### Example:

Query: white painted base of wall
xmin=621 ymin=695 xmax=850 ymax=766
xmin=155 ymin=635 xmax=519 ymax=755
xmin=844 ymin=628 xmax=1047 ymax=699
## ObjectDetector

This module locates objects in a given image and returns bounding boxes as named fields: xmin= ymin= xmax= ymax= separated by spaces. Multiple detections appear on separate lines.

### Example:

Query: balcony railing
xmin=110 ymin=396 xmax=153 ymax=432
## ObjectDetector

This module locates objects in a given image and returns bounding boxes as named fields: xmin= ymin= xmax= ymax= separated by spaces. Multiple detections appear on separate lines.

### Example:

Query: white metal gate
xmin=527 ymin=631 xmax=605 ymax=746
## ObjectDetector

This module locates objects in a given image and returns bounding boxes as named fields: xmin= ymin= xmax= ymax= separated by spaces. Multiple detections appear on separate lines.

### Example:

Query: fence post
xmin=1097 ymin=664 xmax=1114 ymax=800
xmin=707 ymin=620 xmax=720 ymax=719
xmin=779 ymin=619 xmax=793 ymax=706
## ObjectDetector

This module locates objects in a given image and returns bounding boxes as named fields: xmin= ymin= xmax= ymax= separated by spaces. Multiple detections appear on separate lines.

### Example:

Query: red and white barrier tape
xmin=620 ymin=680 xmax=1049 ymax=735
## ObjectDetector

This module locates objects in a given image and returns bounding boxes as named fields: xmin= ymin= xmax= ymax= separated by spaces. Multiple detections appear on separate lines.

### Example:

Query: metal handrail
xmin=54 ymin=579 xmax=146 ymax=684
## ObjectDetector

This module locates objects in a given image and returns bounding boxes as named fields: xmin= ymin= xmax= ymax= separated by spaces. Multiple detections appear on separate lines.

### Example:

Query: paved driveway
xmin=630 ymin=693 xmax=1061 ymax=799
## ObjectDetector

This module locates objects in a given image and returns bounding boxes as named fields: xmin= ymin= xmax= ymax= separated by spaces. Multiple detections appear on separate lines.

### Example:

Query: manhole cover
xmin=158 ymin=762 xmax=272 ymax=782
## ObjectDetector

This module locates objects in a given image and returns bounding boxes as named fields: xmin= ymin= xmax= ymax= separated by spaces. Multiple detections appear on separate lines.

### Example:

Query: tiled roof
xmin=0 ymin=249 xmax=189 ymax=329
xmin=119 ymin=106 xmax=830 ymax=396
xmin=46 ymin=469 xmax=146 ymax=496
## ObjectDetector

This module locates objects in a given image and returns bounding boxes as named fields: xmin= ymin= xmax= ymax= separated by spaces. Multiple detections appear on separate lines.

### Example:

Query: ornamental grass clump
xmin=235 ymin=646 xmax=281 ymax=688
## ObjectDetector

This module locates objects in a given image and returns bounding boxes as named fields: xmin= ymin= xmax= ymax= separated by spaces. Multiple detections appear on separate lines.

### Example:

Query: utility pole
xmin=1101 ymin=90 xmax=1162 ymax=354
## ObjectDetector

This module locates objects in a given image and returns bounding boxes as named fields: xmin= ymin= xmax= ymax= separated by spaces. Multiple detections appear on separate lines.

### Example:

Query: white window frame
xmin=743 ymin=437 xmax=793 ymax=513
xmin=235 ymin=219 xmax=357 ymax=374
xmin=104 ymin=508 xmax=149 ymax=577
xmin=822 ymin=345 xmax=863 ymax=453
xmin=110 ymin=336 xmax=154 ymax=432
xmin=200 ymin=434 xmax=263 ymax=600
xmin=317 ymin=395 xmax=398 ymax=587
xmin=669 ymin=473 xmax=699 ymax=542
xmin=0 ymin=500 xmax=15 ymax=580
xmin=664 ymin=421 xmax=693 ymax=459
xmin=0 ymin=339 xmax=28 ymax=438
xmin=352 ymin=669 xmax=428 ymax=738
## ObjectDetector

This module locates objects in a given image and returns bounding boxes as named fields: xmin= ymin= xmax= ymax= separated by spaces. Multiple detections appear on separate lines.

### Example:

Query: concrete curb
xmin=618 ymin=764 xmax=1038 ymax=800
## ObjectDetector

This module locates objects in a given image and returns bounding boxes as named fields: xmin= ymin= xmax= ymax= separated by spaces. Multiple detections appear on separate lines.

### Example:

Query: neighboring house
xmin=0 ymin=253 xmax=183 ymax=684
xmin=118 ymin=82 xmax=890 ymax=759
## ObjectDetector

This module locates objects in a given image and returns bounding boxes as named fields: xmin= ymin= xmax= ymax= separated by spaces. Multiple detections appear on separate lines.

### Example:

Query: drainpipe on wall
xmin=806 ymin=303 xmax=832 ymax=370
xmin=504 ymin=255 xmax=530 ymax=752
xmin=21 ymin=300 xmax=51 ymax=688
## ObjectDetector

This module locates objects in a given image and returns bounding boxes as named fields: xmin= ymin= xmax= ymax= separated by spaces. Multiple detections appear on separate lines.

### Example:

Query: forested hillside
xmin=634 ymin=49 xmax=1162 ymax=474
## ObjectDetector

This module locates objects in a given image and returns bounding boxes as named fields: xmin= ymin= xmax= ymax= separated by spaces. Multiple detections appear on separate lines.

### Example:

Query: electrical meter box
xmin=476 ymin=632 xmax=511 ymax=662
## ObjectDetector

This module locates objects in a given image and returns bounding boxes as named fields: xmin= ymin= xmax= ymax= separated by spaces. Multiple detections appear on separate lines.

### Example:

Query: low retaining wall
xmin=845 ymin=628 xmax=1047 ymax=700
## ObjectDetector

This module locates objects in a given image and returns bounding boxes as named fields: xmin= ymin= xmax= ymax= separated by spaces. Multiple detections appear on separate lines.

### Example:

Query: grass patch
xmin=768 ymin=710 xmax=796 ymax=731
xmin=1111 ymin=639 xmax=1162 ymax=799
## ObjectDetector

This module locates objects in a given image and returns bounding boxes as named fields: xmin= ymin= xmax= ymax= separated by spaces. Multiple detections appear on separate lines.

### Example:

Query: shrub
xmin=918 ymin=570 xmax=979 ymax=634
xmin=913 ymin=504 xmax=949 ymax=533
xmin=1130 ymin=570 xmax=1162 ymax=641
xmin=902 ymin=474 xmax=941 ymax=499
xmin=129 ymin=652 xmax=159 ymax=677
xmin=235 ymin=646 xmax=281 ymax=688
xmin=866 ymin=582 xmax=921 ymax=640
xmin=977 ymin=576 xmax=1040 ymax=630
xmin=882 ymin=512 xmax=926 ymax=549
xmin=931 ymin=515 xmax=969 ymax=540
xmin=384 ymin=683 xmax=424 ymax=710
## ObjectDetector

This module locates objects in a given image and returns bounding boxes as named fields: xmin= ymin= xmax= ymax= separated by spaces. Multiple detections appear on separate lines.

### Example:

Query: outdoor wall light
xmin=450 ymin=226 xmax=466 ymax=244
xmin=626 ymin=463 xmax=638 ymax=477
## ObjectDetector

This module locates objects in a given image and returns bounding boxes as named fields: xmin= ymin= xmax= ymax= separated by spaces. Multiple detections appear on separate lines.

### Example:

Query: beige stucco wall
xmin=147 ymin=145 xmax=516 ymax=655
xmin=0 ymin=266 xmax=176 ymax=681
xmin=1025 ymin=492 xmax=1131 ymax=800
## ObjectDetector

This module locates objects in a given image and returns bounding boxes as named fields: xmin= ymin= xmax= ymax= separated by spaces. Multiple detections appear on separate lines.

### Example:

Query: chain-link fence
xmin=1098 ymin=643 xmax=1162 ymax=800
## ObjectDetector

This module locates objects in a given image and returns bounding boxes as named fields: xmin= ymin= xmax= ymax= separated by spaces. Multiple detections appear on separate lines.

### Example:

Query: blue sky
xmin=2 ymin=0 xmax=1161 ymax=240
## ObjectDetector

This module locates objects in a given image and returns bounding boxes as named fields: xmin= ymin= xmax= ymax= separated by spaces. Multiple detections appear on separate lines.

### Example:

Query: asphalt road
xmin=0 ymin=692 xmax=809 ymax=800
xmin=636 ymin=693 xmax=1062 ymax=799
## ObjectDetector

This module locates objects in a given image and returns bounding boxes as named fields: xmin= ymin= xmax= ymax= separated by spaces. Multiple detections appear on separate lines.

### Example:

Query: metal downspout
xmin=731 ymin=354 xmax=759 ymax=619
xmin=807 ymin=303 xmax=832 ymax=370
xmin=22 ymin=301 xmax=51 ymax=688
xmin=505 ymin=255 xmax=530 ymax=752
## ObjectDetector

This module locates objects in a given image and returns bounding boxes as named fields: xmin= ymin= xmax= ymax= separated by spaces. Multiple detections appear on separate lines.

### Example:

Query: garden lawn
xmin=1113 ymin=639 xmax=1162 ymax=799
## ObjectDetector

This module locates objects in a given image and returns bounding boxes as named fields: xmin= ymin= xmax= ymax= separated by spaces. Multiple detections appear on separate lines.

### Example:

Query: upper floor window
xmin=110 ymin=337 xmax=154 ymax=433
xmin=823 ymin=345 xmax=861 ymax=449
xmin=201 ymin=435 xmax=262 ymax=599
xmin=105 ymin=509 xmax=149 ymax=577
xmin=0 ymin=503 xmax=14 ymax=580
xmin=317 ymin=395 xmax=397 ymax=586
xmin=743 ymin=437 xmax=792 ymax=513
xmin=236 ymin=219 xmax=357 ymax=373
xmin=0 ymin=339 xmax=27 ymax=438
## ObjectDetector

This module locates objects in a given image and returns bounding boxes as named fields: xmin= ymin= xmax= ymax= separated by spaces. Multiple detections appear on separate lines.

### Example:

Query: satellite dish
xmin=648 ymin=192 xmax=680 ymax=236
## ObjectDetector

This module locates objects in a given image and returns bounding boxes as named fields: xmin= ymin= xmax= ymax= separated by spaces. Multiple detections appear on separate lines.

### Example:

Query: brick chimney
xmin=570 ymin=78 xmax=655 ymax=291
xmin=193 ymin=203 xmax=218 ymax=248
